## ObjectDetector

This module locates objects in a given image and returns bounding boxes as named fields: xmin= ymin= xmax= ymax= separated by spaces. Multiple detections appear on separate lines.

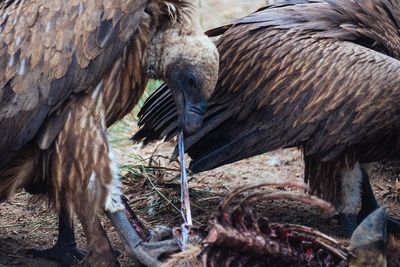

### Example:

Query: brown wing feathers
xmin=0 ymin=0 xmax=147 ymax=168
xmin=134 ymin=0 xmax=400 ymax=174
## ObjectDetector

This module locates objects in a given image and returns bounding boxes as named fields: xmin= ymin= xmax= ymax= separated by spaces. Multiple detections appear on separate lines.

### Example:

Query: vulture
xmin=134 ymin=0 xmax=400 ymax=237
xmin=0 ymin=0 xmax=219 ymax=266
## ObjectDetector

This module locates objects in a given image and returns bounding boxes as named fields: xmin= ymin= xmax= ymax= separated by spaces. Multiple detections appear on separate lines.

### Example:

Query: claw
xmin=349 ymin=208 xmax=388 ymax=267
xmin=27 ymin=242 xmax=85 ymax=267
xmin=149 ymin=226 xmax=173 ymax=242
xmin=107 ymin=210 xmax=180 ymax=267
xmin=141 ymin=239 xmax=180 ymax=258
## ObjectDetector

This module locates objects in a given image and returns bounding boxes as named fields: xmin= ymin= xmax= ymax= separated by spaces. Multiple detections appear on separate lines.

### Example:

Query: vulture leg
xmin=28 ymin=206 xmax=85 ymax=266
xmin=338 ymin=214 xmax=358 ymax=238
xmin=338 ymin=162 xmax=400 ymax=236
xmin=337 ymin=162 xmax=363 ymax=238
xmin=44 ymin=86 xmax=121 ymax=266
xmin=349 ymin=208 xmax=388 ymax=267
xmin=358 ymin=172 xmax=400 ymax=235
xmin=24 ymin=179 xmax=85 ymax=265
xmin=45 ymin=85 xmax=178 ymax=266
xmin=358 ymin=171 xmax=380 ymax=221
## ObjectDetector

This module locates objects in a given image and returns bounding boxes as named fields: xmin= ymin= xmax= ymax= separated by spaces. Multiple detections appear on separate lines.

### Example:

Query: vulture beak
xmin=179 ymin=95 xmax=207 ymax=136
xmin=165 ymin=60 xmax=210 ymax=136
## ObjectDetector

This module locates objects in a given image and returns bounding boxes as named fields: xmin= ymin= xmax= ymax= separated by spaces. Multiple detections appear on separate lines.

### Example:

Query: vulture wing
xmin=134 ymin=0 xmax=400 ymax=173
xmin=0 ymin=0 xmax=147 ymax=168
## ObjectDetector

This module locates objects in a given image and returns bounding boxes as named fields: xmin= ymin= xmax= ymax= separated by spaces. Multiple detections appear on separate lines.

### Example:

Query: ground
xmin=1 ymin=1 xmax=400 ymax=266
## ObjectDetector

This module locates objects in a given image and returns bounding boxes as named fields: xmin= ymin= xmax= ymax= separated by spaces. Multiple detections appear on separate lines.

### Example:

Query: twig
xmin=138 ymin=165 xmax=201 ymax=225
xmin=178 ymin=131 xmax=192 ymax=250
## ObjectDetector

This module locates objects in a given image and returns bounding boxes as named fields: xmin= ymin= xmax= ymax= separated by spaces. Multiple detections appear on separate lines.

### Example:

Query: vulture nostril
xmin=188 ymin=106 xmax=204 ymax=115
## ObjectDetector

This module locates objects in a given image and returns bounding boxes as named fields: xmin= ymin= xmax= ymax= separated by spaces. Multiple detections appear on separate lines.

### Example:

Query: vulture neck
xmin=144 ymin=29 xmax=170 ymax=80
xmin=143 ymin=24 xmax=201 ymax=81
xmin=103 ymin=0 xmax=196 ymax=126
xmin=143 ymin=0 xmax=199 ymax=80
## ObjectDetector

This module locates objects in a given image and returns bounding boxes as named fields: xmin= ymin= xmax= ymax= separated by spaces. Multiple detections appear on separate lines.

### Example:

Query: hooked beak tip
xmin=180 ymin=101 xmax=207 ymax=135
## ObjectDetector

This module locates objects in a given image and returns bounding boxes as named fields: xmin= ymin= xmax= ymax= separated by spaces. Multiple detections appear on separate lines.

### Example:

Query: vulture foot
xmin=359 ymin=209 xmax=400 ymax=236
xmin=28 ymin=207 xmax=85 ymax=266
xmin=148 ymin=225 xmax=173 ymax=242
xmin=358 ymin=174 xmax=400 ymax=235
xmin=28 ymin=242 xmax=85 ymax=267
xmin=136 ymin=239 xmax=180 ymax=262
xmin=349 ymin=207 xmax=388 ymax=267
xmin=107 ymin=209 xmax=179 ymax=267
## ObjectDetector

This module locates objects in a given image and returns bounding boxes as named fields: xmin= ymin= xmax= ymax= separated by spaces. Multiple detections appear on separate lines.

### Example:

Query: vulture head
xmin=145 ymin=10 xmax=219 ymax=135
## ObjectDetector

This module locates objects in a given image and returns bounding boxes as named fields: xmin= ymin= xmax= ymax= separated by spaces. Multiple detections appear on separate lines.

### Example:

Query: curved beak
xmin=180 ymin=99 xmax=207 ymax=135
xmin=164 ymin=60 xmax=213 ymax=136
xmin=170 ymin=85 xmax=208 ymax=136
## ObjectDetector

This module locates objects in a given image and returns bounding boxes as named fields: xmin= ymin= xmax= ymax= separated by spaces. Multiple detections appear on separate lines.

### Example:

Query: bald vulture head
xmin=145 ymin=4 xmax=219 ymax=135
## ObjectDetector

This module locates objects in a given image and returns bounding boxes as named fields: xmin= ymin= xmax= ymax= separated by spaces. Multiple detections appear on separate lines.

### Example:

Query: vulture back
xmin=0 ymin=0 xmax=150 ymax=168
xmin=134 ymin=0 xmax=400 ymax=176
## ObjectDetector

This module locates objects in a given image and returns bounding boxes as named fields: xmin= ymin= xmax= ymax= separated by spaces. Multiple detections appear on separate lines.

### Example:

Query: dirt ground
xmin=1 ymin=1 xmax=400 ymax=267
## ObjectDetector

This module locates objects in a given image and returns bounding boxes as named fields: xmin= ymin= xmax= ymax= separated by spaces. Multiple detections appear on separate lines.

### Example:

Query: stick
xmin=178 ymin=131 xmax=192 ymax=250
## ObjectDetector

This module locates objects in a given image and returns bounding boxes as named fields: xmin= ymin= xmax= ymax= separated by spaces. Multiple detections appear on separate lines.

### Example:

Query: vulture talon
xmin=27 ymin=208 xmax=85 ymax=266
xmin=139 ymin=239 xmax=180 ymax=259
xmin=121 ymin=239 xmax=179 ymax=267
xmin=349 ymin=208 xmax=388 ymax=267
xmin=148 ymin=226 xmax=173 ymax=242
xmin=107 ymin=210 xmax=180 ymax=267
xmin=27 ymin=242 xmax=85 ymax=267
xmin=357 ymin=173 xmax=400 ymax=235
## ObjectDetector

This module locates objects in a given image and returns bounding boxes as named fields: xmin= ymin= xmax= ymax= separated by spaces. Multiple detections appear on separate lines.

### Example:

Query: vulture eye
xmin=186 ymin=74 xmax=198 ymax=88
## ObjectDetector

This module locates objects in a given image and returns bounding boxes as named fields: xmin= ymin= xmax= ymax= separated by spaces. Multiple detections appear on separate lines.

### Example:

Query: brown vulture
xmin=0 ymin=0 xmax=219 ymax=266
xmin=134 ymin=0 xmax=400 ymax=237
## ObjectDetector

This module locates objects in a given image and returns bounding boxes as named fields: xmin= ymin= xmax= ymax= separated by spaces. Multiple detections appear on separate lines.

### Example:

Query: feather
xmin=0 ymin=0 xmax=209 ymax=265
xmin=134 ymin=0 xmax=400 ymax=206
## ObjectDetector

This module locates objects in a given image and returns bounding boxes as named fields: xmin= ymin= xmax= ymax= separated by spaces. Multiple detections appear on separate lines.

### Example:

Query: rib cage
xmin=198 ymin=181 xmax=351 ymax=266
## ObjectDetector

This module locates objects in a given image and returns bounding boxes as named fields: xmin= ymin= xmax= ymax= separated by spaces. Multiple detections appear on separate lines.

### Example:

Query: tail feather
xmin=138 ymin=84 xmax=174 ymax=125
xmin=188 ymin=127 xmax=275 ymax=173
xmin=133 ymin=84 xmax=179 ymax=144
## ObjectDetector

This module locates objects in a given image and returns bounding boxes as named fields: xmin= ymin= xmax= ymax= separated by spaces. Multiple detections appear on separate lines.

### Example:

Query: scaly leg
xmin=357 ymin=172 xmax=400 ymax=235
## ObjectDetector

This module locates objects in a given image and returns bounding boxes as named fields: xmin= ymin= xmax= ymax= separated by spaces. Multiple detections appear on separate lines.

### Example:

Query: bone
xmin=178 ymin=131 xmax=193 ymax=251
xmin=220 ymin=180 xmax=309 ymax=212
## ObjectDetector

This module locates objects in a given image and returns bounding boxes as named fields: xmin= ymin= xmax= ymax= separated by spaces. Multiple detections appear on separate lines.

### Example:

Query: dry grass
xmin=120 ymin=155 xmax=225 ymax=228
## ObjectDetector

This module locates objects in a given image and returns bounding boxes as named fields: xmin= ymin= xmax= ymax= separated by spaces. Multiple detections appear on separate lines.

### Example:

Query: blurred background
xmin=198 ymin=0 xmax=267 ymax=29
